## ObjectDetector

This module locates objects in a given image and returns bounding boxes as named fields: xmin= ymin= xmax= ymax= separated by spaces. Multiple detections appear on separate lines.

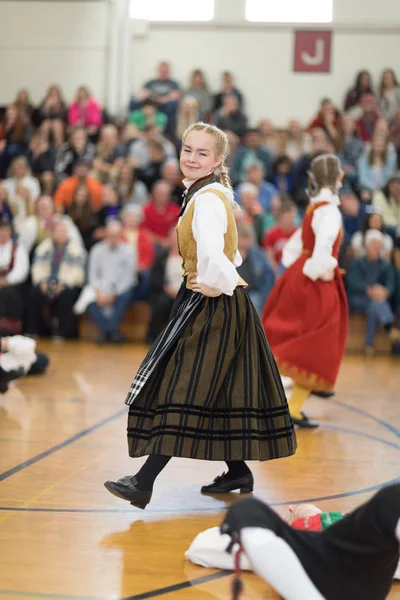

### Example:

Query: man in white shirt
xmin=0 ymin=220 xmax=29 ymax=335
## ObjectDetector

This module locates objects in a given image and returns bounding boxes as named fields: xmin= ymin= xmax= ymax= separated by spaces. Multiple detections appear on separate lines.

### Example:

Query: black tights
xmin=134 ymin=455 xmax=251 ymax=491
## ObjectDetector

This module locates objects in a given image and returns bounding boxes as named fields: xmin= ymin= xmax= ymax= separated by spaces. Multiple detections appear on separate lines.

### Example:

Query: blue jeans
xmin=350 ymin=295 xmax=393 ymax=346
xmin=87 ymin=289 xmax=133 ymax=334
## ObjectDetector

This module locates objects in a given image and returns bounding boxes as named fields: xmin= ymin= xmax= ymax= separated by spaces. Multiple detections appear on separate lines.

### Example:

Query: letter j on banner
xmin=294 ymin=30 xmax=332 ymax=73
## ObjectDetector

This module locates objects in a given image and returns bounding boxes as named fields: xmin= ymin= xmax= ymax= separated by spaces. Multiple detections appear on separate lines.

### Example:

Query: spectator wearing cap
xmin=236 ymin=221 xmax=275 ymax=315
xmin=54 ymin=160 xmax=103 ymax=212
xmin=347 ymin=229 xmax=398 ymax=355
xmin=231 ymin=129 xmax=273 ymax=185
xmin=128 ymin=99 xmax=168 ymax=133
xmin=372 ymin=173 xmax=400 ymax=236
xmin=356 ymin=94 xmax=380 ymax=142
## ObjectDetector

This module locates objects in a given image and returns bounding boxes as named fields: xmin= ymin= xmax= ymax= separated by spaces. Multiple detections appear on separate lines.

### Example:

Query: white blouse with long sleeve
xmin=180 ymin=180 xmax=241 ymax=296
xmin=281 ymin=188 xmax=342 ymax=280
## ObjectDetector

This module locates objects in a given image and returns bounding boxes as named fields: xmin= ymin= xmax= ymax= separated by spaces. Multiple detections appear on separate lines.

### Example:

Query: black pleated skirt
xmin=126 ymin=283 xmax=296 ymax=461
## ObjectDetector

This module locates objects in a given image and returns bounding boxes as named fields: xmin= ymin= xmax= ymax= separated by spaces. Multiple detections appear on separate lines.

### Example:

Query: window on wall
xmin=246 ymin=0 xmax=333 ymax=23
xmin=130 ymin=0 xmax=214 ymax=21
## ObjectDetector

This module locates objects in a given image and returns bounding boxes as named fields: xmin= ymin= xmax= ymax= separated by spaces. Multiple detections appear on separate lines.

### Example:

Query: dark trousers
xmin=0 ymin=285 xmax=24 ymax=335
xmin=146 ymin=291 xmax=174 ymax=344
xmin=26 ymin=286 xmax=81 ymax=338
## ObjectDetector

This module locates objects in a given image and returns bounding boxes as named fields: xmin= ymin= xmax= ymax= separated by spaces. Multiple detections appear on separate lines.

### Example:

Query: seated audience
xmin=3 ymin=156 xmax=40 ymax=232
xmin=26 ymin=219 xmax=86 ymax=339
xmin=38 ymin=85 xmax=67 ymax=147
xmin=79 ymin=220 xmax=137 ymax=344
xmin=378 ymin=68 xmax=400 ymax=122
xmin=344 ymin=70 xmax=374 ymax=112
xmin=347 ymin=230 xmax=397 ymax=355
xmin=307 ymin=98 xmax=340 ymax=145
xmin=268 ymin=155 xmax=294 ymax=194
xmin=0 ymin=104 xmax=32 ymax=178
xmin=160 ymin=159 xmax=184 ymax=206
xmin=93 ymin=184 xmax=121 ymax=241
xmin=262 ymin=200 xmax=298 ymax=273
xmin=292 ymin=128 xmax=332 ymax=209
xmin=339 ymin=187 xmax=367 ymax=243
xmin=214 ymin=94 xmax=247 ymax=139
xmin=116 ymin=162 xmax=148 ymax=207
xmin=263 ymin=194 xmax=282 ymax=231
xmin=232 ymin=129 xmax=274 ymax=185
xmin=372 ymin=173 xmax=400 ymax=236
xmin=92 ymin=125 xmax=126 ymax=184
xmin=236 ymin=183 xmax=265 ymax=246
xmin=146 ymin=227 xmax=183 ymax=343
xmin=54 ymin=160 xmax=103 ymax=212
xmin=136 ymin=140 xmax=165 ymax=191
xmin=131 ymin=62 xmax=180 ymax=136
xmin=14 ymin=89 xmax=35 ymax=125
xmin=141 ymin=181 xmax=180 ymax=248
xmin=357 ymin=136 xmax=396 ymax=197
xmin=68 ymin=86 xmax=103 ymax=137
xmin=0 ymin=220 xmax=29 ymax=335
xmin=176 ymin=96 xmax=200 ymax=140
xmin=282 ymin=120 xmax=312 ymax=162
xmin=128 ymin=99 xmax=168 ymax=133
xmin=0 ymin=187 xmax=14 ymax=225
xmin=351 ymin=212 xmax=393 ymax=259
xmin=258 ymin=119 xmax=282 ymax=157
xmin=356 ymin=94 xmax=380 ymax=142
xmin=55 ymin=127 xmax=96 ymax=182
xmin=64 ymin=187 xmax=97 ymax=250
xmin=27 ymin=133 xmax=56 ymax=194
xmin=121 ymin=205 xmax=155 ymax=273
xmin=20 ymin=195 xmax=83 ymax=255
xmin=236 ymin=222 xmax=275 ymax=315
xmin=184 ymin=69 xmax=213 ymax=120
xmin=336 ymin=114 xmax=364 ymax=185
xmin=389 ymin=106 xmax=400 ymax=162
xmin=214 ymin=71 xmax=244 ymax=111
xmin=129 ymin=125 xmax=176 ymax=170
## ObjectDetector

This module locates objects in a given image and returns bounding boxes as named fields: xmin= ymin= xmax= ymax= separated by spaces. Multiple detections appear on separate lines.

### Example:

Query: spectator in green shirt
xmin=128 ymin=100 xmax=168 ymax=134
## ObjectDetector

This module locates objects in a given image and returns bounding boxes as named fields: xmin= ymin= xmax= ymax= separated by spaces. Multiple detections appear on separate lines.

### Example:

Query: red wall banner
xmin=294 ymin=30 xmax=332 ymax=73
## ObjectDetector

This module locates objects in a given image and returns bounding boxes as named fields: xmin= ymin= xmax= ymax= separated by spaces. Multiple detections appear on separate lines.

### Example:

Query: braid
xmin=182 ymin=121 xmax=232 ymax=190
xmin=308 ymin=154 xmax=343 ymax=197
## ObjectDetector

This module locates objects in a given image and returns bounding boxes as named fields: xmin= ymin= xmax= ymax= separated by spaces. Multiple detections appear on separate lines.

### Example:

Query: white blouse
xmin=281 ymin=189 xmax=342 ymax=280
xmin=0 ymin=240 xmax=29 ymax=285
xmin=180 ymin=180 xmax=241 ymax=296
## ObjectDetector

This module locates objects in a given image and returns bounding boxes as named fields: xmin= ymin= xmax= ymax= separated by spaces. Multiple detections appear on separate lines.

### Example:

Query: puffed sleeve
xmin=281 ymin=228 xmax=303 ymax=268
xmin=302 ymin=204 xmax=342 ymax=281
xmin=192 ymin=192 xmax=240 ymax=296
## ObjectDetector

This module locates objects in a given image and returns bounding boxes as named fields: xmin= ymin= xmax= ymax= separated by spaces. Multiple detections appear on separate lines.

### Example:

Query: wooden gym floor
xmin=0 ymin=341 xmax=399 ymax=600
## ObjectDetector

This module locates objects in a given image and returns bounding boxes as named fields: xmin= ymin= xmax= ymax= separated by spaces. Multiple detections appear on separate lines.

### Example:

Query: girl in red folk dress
xmin=262 ymin=154 xmax=348 ymax=428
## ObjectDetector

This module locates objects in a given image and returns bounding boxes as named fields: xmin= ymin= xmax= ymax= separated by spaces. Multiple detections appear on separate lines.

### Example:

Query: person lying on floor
xmin=186 ymin=485 xmax=400 ymax=599
xmin=0 ymin=335 xmax=49 ymax=393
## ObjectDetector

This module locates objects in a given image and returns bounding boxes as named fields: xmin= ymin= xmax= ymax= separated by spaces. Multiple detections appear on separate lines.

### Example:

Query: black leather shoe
xmin=311 ymin=390 xmax=335 ymax=399
xmin=291 ymin=412 xmax=320 ymax=428
xmin=104 ymin=476 xmax=152 ymax=509
xmin=201 ymin=472 xmax=254 ymax=495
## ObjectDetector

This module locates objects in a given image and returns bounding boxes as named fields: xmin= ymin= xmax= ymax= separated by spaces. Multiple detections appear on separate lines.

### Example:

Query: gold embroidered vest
xmin=176 ymin=187 xmax=247 ymax=291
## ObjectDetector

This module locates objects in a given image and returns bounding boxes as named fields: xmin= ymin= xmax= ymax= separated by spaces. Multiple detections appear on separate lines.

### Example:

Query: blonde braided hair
xmin=182 ymin=122 xmax=232 ymax=191
xmin=308 ymin=154 xmax=343 ymax=197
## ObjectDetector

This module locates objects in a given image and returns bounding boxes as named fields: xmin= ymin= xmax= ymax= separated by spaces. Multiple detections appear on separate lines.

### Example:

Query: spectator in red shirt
xmin=141 ymin=181 xmax=180 ymax=248
xmin=356 ymin=94 xmax=380 ymax=142
xmin=262 ymin=199 xmax=298 ymax=272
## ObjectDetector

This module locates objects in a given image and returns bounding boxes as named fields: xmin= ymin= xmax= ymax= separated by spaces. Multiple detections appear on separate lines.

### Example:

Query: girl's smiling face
xmin=180 ymin=130 xmax=222 ymax=181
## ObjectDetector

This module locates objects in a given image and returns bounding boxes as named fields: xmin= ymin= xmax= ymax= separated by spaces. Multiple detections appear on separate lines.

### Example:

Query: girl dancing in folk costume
xmin=262 ymin=154 xmax=348 ymax=428
xmin=104 ymin=123 xmax=296 ymax=509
